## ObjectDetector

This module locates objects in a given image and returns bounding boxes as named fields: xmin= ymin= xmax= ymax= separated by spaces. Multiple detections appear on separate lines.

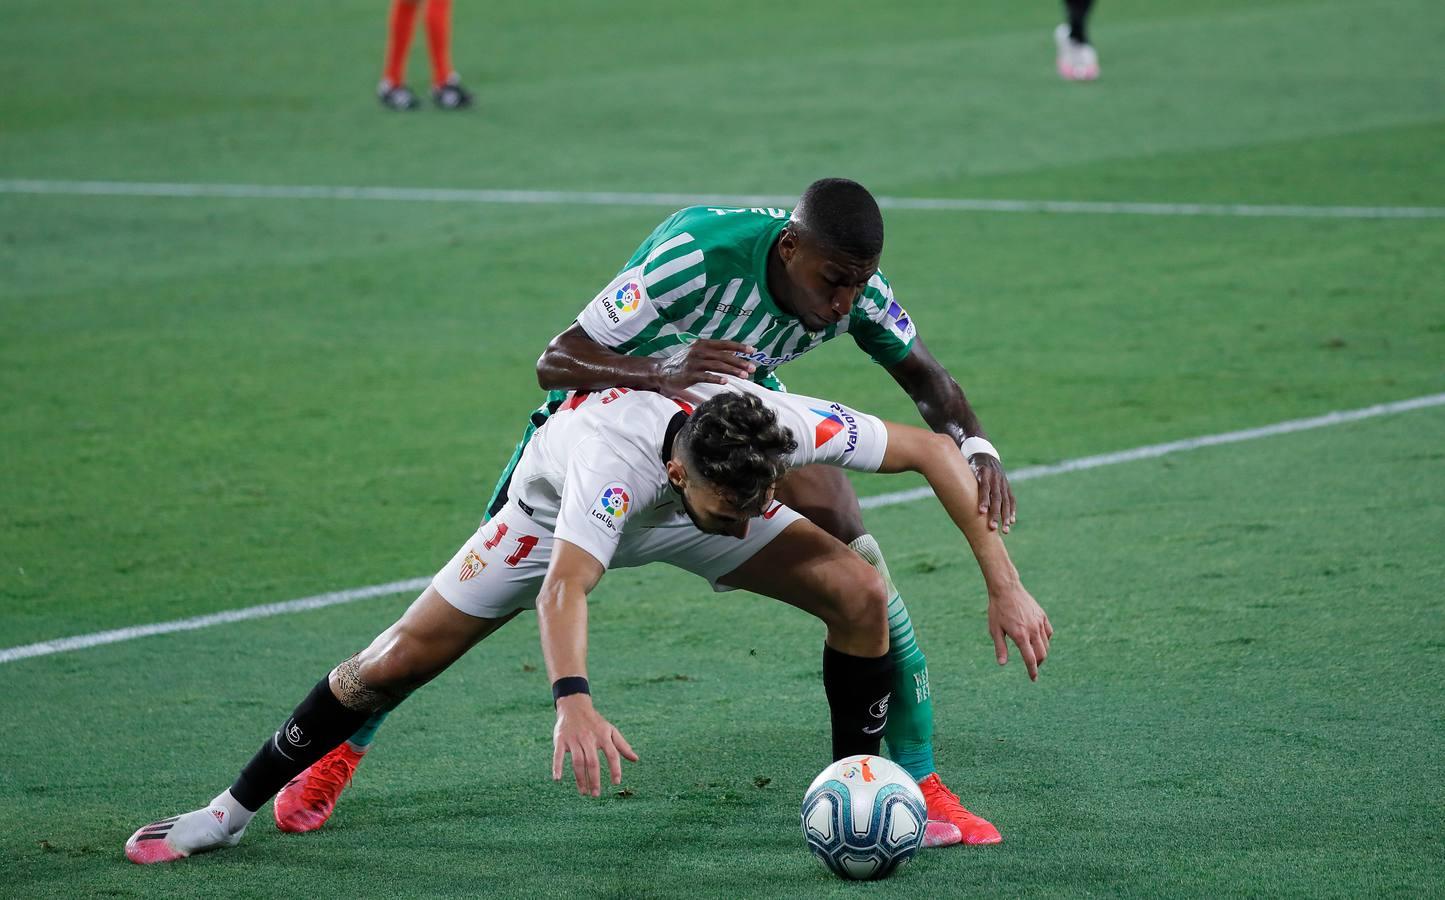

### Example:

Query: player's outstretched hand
xmin=987 ymin=585 xmax=1052 ymax=681
xmin=657 ymin=339 xmax=757 ymax=403
xmin=552 ymin=695 xmax=639 ymax=797
xmin=970 ymin=455 xmax=1017 ymax=534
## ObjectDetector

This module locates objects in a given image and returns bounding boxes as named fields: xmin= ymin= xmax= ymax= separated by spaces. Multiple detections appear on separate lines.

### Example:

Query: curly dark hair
xmin=676 ymin=392 xmax=798 ymax=514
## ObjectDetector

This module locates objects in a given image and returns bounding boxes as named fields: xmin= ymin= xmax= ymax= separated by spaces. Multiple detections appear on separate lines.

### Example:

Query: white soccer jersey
xmin=507 ymin=377 xmax=890 ymax=570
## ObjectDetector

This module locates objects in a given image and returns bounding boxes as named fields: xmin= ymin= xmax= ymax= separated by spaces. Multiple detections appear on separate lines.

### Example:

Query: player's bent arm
xmin=535 ymin=539 xmax=639 ymax=796
xmin=877 ymin=424 xmax=1017 ymax=590
xmin=878 ymin=422 xmax=1053 ymax=680
xmin=535 ymin=539 xmax=606 ymax=683
xmin=885 ymin=337 xmax=1017 ymax=531
xmin=537 ymin=324 xmax=670 ymax=392
xmin=884 ymin=337 xmax=987 ymax=445
xmin=536 ymin=325 xmax=756 ymax=398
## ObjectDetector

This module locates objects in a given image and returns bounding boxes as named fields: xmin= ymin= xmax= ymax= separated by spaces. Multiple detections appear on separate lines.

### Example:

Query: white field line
xmin=859 ymin=392 xmax=1445 ymax=509
xmin=3 ymin=392 xmax=1443 ymax=666
xmin=0 ymin=579 xmax=431 ymax=666
xmin=3 ymin=178 xmax=1444 ymax=220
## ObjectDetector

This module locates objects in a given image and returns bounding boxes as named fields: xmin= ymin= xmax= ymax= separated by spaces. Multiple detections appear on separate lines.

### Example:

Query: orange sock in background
xmin=424 ymin=0 xmax=455 ymax=88
xmin=382 ymin=0 xmax=422 ymax=87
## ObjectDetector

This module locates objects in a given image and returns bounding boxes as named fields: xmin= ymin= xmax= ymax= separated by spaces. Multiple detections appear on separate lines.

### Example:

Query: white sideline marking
xmin=3 ymin=178 xmax=1444 ymax=220
xmin=0 ymin=579 xmax=430 ymax=665
xmin=2 ymin=392 xmax=1443 ymax=666
xmin=860 ymin=392 xmax=1445 ymax=510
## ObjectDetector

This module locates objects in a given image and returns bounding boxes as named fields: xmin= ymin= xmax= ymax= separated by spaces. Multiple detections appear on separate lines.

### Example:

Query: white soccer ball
xmin=800 ymin=754 xmax=927 ymax=880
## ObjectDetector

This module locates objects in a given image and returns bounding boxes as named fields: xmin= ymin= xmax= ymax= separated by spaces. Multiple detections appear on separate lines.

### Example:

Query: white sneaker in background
xmin=1055 ymin=23 xmax=1100 ymax=81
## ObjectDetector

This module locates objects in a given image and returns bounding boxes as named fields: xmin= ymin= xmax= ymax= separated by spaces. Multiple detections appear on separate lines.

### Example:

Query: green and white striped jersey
xmin=573 ymin=205 xmax=916 ymax=392
xmin=492 ymin=205 xmax=919 ymax=515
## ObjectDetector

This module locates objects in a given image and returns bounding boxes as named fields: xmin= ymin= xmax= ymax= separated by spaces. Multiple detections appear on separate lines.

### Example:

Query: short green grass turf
xmin=3 ymin=197 xmax=1440 ymax=644
xmin=3 ymin=0 xmax=1442 ymax=197
xmin=1 ymin=410 xmax=1442 ymax=898
xmin=2 ymin=0 xmax=1443 ymax=895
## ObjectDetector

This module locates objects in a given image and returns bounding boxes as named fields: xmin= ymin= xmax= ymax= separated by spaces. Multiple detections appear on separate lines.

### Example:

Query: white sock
xmin=209 ymin=789 xmax=255 ymax=835
xmin=848 ymin=534 xmax=898 ymax=596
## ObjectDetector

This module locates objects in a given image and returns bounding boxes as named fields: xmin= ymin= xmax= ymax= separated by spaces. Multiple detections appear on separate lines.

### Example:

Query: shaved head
xmin=789 ymin=178 xmax=884 ymax=261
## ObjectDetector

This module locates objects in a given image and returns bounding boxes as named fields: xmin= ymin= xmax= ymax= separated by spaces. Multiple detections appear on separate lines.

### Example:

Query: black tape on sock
xmin=230 ymin=676 xmax=371 ymax=811
xmin=822 ymin=643 xmax=896 ymax=761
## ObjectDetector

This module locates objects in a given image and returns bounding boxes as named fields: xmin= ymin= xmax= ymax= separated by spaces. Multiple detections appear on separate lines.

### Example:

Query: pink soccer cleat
xmin=124 ymin=807 xmax=243 ymax=864
xmin=273 ymin=741 xmax=367 ymax=833
xmin=918 ymin=773 xmax=1003 ymax=845
xmin=923 ymin=818 xmax=964 ymax=848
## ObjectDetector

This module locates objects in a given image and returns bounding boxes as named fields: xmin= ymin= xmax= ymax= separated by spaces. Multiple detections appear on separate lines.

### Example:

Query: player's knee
xmin=856 ymin=568 xmax=891 ymax=637
xmin=360 ymin=638 xmax=434 ymax=695
xmin=833 ymin=565 xmax=889 ymax=653
xmin=330 ymin=640 xmax=429 ymax=711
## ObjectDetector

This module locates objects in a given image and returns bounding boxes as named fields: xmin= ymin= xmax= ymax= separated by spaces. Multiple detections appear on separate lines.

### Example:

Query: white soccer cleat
xmin=124 ymin=806 xmax=245 ymax=864
xmin=1054 ymin=24 xmax=1100 ymax=81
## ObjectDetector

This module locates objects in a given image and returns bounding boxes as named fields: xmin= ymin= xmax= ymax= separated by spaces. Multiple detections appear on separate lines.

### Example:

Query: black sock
xmin=822 ymin=643 xmax=896 ymax=761
xmin=1065 ymin=0 xmax=1095 ymax=43
xmin=229 ymin=677 xmax=372 ymax=812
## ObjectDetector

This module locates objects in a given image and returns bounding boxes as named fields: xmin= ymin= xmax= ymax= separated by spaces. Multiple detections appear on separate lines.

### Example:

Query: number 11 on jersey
xmin=483 ymin=521 xmax=540 ymax=567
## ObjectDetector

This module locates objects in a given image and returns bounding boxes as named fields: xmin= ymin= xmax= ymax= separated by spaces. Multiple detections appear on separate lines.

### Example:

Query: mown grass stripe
xmin=3 ymin=392 xmax=1442 ymax=666
xmin=3 ymin=179 xmax=1442 ymax=220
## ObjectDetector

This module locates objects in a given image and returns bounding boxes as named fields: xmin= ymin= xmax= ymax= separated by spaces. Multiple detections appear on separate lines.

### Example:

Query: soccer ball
xmin=800 ymin=754 xmax=927 ymax=880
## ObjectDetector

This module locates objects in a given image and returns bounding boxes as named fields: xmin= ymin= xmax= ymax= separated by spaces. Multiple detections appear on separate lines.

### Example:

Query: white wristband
xmin=960 ymin=436 xmax=1000 ymax=463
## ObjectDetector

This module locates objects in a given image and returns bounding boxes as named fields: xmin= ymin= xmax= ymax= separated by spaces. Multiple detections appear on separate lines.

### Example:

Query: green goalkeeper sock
xmin=848 ymin=535 xmax=938 ymax=782
xmin=346 ymin=709 xmax=390 ymax=750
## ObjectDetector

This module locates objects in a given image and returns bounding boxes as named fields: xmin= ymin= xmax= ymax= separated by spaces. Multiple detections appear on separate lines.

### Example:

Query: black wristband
xmin=552 ymin=676 xmax=590 ymax=705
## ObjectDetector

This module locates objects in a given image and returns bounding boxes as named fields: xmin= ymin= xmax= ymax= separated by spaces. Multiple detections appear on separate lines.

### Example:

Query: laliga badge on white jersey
xmin=590 ymin=483 xmax=633 ymax=533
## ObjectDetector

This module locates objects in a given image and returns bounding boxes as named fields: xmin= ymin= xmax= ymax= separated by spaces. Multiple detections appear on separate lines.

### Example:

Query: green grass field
xmin=2 ymin=0 xmax=1443 ymax=896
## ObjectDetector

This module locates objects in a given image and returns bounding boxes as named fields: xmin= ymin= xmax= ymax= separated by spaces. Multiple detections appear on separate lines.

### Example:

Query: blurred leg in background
xmin=425 ymin=0 xmax=473 ymax=109
xmin=378 ymin=0 xmax=473 ymax=111
xmin=1055 ymin=0 xmax=1100 ymax=81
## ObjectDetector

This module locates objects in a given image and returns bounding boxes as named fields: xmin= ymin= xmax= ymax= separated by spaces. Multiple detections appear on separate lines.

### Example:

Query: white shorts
xmin=432 ymin=500 xmax=805 ymax=619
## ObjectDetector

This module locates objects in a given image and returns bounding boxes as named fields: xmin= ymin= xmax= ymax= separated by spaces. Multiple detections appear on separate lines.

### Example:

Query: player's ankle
xmin=209 ymin=789 xmax=255 ymax=835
